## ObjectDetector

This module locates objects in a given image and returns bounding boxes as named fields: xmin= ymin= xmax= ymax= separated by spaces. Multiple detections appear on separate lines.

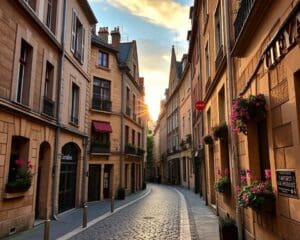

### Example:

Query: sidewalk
xmin=6 ymin=189 xmax=149 ymax=240
xmin=175 ymin=187 xmax=220 ymax=240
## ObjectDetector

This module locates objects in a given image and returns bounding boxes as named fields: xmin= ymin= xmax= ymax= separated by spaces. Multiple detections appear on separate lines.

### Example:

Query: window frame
xmin=71 ymin=9 xmax=85 ymax=64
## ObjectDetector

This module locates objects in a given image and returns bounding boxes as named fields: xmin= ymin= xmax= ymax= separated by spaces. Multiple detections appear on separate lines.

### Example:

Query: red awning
xmin=92 ymin=121 xmax=112 ymax=133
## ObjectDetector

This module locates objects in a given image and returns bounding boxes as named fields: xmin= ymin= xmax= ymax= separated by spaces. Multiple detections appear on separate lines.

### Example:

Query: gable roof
xmin=117 ymin=42 xmax=132 ymax=65
xmin=91 ymin=34 xmax=118 ymax=53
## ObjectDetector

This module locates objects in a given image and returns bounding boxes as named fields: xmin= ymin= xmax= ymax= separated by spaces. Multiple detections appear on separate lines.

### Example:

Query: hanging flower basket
xmin=212 ymin=123 xmax=228 ymax=140
xmin=236 ymin=169 xmax=275 ymax=212
xmin=6 ymin=159 xmax=32 ymax=193
xmin=203 ymin=134 xmax=214 ymax=145
xmin=231 ymin=94 xmax=268 ymax=135
xmin=215 ymin=169 xmax=230 ymax=193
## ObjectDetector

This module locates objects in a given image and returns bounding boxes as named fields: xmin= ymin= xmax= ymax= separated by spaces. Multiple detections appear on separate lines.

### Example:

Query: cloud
xmin=89 ymin=0 xmax=191 ymax=41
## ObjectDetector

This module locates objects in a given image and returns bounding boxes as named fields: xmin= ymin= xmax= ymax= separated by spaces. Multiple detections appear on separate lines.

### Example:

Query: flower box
xmin=231 ymin=94 xmax=267 ymax=135
xmin=237 ymin=169 xmax=276 ymax=212
xmin=215 ymin=169 xmax=230 ymax=194
xmin=212 ymin=123 xmax=228 ymax=140
xmin=203 ymin=134 xmax=214 ymax=145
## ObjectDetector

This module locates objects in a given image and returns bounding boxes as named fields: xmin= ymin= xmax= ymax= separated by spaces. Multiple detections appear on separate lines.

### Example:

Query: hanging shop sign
xmin=276 ymin=169 xmax=298 ymax=198
xmin=195 ymin=100 xmax=206 ymax=111
xmin=263 ymin=6 xmax=300 ymax=70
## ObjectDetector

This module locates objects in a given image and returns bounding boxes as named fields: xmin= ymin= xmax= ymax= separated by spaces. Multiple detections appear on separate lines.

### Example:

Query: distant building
xmin=89 ymin=27 xmax=147 ymax=199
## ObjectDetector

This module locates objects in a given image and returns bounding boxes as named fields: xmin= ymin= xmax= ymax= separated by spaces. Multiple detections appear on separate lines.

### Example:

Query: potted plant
xmin=203 ymin=134 xmax=214 ymax=145
xmin=236 ymin=169 xmax=275 ymax=212
xmin=125 ymin=143 xmax=136 ymax=155
xmin=6 ymin=159 xmax=32 ymax=193
xmin=137 ymin=147 xmax=145 ymax=156
xmin=215 ymin=169 xmax=230 ymax=193
xmin=212 ymin=123 xmax=228 ymax=140
xmin=231 ymin=94 xmax=268 ymax=135
xmin=117 ymin=187 xmax=126 ymax=200
xmin=219 ymin=214 xmax=238 ymax=240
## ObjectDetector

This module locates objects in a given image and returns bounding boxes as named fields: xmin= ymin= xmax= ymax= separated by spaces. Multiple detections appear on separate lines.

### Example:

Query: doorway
xmin=88 ymin=165 xmax=101 ymax=201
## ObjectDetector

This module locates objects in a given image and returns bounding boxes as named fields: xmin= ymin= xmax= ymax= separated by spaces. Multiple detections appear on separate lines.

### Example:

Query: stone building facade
xmin=187 ymin=0 xmax=300 ymax=239
xmin=0 ymin=0 xmax=96 ymax=237
xmin=89 ymin=28 xmax=146 ymax=200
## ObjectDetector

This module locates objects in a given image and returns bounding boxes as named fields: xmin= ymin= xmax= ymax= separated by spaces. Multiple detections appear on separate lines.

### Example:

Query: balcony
xmin=125 ymin=144 xmax=136 ymax=155
xmin=233 ymin=0 xmax=271 ymax=55
xmin=91 ymin=142 xmax=110 ymax=153
xmin=126 ymin=106 xmax=131 ymax=116
xmin=43 ymin=96 xmax=55 ymax=117
xmin=136 ymin=147 xmax=145 ymax=156
xmin=92 ymin=96 xmax=112 ymax=112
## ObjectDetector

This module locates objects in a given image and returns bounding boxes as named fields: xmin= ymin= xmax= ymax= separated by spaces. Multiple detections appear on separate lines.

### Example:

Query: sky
xmin=88 ymin=0 xmax=193 ymax=121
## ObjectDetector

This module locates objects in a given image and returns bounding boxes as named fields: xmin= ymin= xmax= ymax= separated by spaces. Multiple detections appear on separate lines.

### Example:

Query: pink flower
xmin=235 ymin=186 xmax=241 ymax=193
xmin=217 ymin=169 xmax=221 ymax=176
xmin=241 ymin=176 xmax=247 ymax=184
xmin=265 ymin=169 xmax=271 ymax=179
xmin=15 ymin=159 xmax=25 ymax=166
xmin=28 ymin=163 xmax=33 ymax=169
xmin=246 ymin=169 xmax=252 ymax=179
xmin=251 ymin=186 xmax=258 ymax=193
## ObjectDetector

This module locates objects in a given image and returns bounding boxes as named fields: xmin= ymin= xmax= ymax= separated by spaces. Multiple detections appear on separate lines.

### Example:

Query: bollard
xmin=83 ymin=203 xmax=88 ymax=228
xmin=43 ymin=219 xmax=50 ymax=240
xmin=111 ymin=195 xmax=114 ymax=213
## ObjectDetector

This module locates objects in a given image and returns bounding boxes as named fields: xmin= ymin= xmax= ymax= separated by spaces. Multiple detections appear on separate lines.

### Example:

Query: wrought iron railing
xmin=92 ymin=96 xmax=112 ymax=112
xmin=90 ymin=142 xmax=110 ymax=153
xmin=234 ymin=0 xmax=255 ymax=39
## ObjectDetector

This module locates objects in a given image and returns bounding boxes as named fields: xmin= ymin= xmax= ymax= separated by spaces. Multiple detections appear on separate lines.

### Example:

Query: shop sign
xmin=61 ymin=154 xmax=72 ymax=161
xmin=276 ymin=169 xmax=298 ymax=198
xmin=264 ymin=7 xmax=300 ymax=70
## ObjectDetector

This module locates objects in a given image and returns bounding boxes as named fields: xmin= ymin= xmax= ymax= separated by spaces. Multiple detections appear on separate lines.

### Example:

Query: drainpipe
xmin=82 ymin=136 xmax=88 ymax=203
xmin=52 ymin=0 xmax=66 ymax=218
xmin=119 ymin=71 xmax=125 ymax=189
xmin=224 ymin=0 xmax=242 ymax=239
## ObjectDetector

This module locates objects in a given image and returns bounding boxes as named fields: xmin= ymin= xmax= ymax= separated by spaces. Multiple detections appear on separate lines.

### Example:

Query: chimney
xmin=98 ymin=27 xmax=109 ymax=43
xmin=139 ymin=77 xmax=144 ymax=88
xmin=111 ymin=27 xmax=121 ymax=48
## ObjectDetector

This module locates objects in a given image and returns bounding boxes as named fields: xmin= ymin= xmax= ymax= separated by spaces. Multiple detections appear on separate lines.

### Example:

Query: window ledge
xmin=90 ymin=108 xmax=112 ymax=114
xmin=3 ymin=192 xmax=26 ymax=199
xmin=69 ymin=121 xmax=79 ymax=128
xmin=11 ymin=100 xmax=31 ymax=111
xmin=90 ymin=152 xmax=111 ymax=156
xmin=96 ymin=65 xmax=110 ymax=71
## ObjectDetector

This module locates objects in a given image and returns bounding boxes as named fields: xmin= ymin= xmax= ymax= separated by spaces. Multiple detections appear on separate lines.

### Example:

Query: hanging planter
xmin=230 ymin=94 xmax=268 ymax=135
xmin=215 ymin=169 xmax=230 ymax=193
xmin=203 ymin=134 xmax=214 ymax=145
xmin=212 ymin=123 xmax=228 ymax=140
xmin=236 ymin=169 xmax=276 ymax=212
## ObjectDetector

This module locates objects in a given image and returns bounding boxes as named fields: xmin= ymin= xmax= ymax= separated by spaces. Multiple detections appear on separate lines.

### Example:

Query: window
xmin=71 ymin=10 xmax=85 ymax=63
xmin=70 ymin=83 xmax=79 ymax=125
xmin=92 ymin=78 xmax=111 ymax=111
xmin=17 ymin=39 xmax=33 ymax=106
xmin=126 ymin=87 xmax=131 ymax=116
xmin=132 ymin=94 xmax=136 ymax=119
xmin=46 ymin=0 xmax=57 ymax=33
xmin=91 ymin=131 xmax=110 ymax=153
xmin=7 ymin=136 xmax=30 ymax=188
xmin=215 ymin=3 xmax=222 ymax=54
xmin=132 ymin=129 xmax=135 ymax=145
xmin=218 ymin=86 xmax=225 ymax=123
xmin=125 ymin=126 xmax=129 ymax=145
xmin=257 ymin=120 xmax=270 ymax=180
xmin=43 ymin=62 xmax=55 ymax=116
xmin=183 ymin=157 xmax=187 ymax=181
xmin=24 ymin=0 xmax=37 ymax=10
xmin=205 ymin=42 xmax=210 ymax=81
xmin=138 ymin=132 xmax=141 ymax=147
xmin=98 ymin=51 xmax=109 ymax=68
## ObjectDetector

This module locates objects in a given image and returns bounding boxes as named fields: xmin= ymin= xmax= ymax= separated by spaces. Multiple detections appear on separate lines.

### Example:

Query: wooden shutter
xmin=81 ymin=28 xmax=85 ymax=63
xmin=71 ymin=9 xmax=77 ymax=53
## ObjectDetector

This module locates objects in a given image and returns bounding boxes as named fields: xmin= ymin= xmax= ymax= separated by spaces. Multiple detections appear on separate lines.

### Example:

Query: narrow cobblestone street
xmin=69 ymin=184 xmax=219 ymax=240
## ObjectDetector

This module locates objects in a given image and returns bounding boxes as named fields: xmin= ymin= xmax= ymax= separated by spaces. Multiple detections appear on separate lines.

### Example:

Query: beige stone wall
xmin=0 ymin=111 xmax=56 ymax=238
xmin=231 ymin=1 xmax=300 ymax=239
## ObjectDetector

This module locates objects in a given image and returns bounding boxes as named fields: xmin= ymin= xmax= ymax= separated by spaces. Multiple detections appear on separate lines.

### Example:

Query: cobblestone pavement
xmin=71 ymin=184 xmax=181 ymax=240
